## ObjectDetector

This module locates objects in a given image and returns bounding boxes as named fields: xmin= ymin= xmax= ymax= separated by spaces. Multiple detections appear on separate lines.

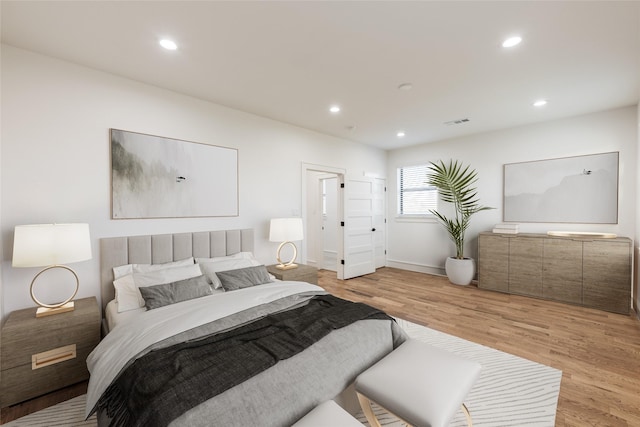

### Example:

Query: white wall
xmin=387 ymin=106 xmax=638 ymax=275
xmin=0 ymin=44 xmax=3 ymax=321
xmin=636 ymin=102 xmax=640 ymax=317
xmin=0 ymin=45 xmax=386 ymax=316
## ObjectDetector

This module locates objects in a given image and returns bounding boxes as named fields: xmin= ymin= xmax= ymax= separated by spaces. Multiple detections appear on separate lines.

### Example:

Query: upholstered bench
xmin=354 ymin=339 xmax=482 ymax=427
xmin=292 ymin=400 xmax=364 ymax=427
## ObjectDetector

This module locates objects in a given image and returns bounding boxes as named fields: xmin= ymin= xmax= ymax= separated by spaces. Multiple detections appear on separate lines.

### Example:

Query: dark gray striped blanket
xmin=97 ymin=295 xmax=399 ymax=427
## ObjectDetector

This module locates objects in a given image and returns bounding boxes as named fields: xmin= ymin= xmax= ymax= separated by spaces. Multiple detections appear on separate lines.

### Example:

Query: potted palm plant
xmin=426 ymin=160 xmax=493 ymax=285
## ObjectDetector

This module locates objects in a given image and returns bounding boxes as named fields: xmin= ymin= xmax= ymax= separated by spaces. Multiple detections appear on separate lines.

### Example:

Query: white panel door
xmin=341 ymin=176 xmax=376 ymax=279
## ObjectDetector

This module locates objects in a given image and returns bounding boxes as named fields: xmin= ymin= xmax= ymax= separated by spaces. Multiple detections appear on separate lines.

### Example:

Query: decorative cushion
xmin=139 ymin=275 xmax=212 ymax=310
xmin=216 ymin=265 xmax=273 ymax=291
xmin=114 ymin=263 xmax=203 ymax=312
xmin=196 ymin=256 xmax=262 ymax=289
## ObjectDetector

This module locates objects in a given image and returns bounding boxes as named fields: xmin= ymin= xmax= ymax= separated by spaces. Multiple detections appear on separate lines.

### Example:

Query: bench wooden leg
xmin=358 ymin=392 xmax=473 ymax=427
xmin=356 ymin=392 xmax=383 ymax=427
xmin=462 ymin=403 xmax=473 ymax=427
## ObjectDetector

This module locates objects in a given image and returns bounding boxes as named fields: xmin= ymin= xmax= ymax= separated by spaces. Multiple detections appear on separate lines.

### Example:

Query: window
xmin=398 ymin=165 xmax=438 ymax=216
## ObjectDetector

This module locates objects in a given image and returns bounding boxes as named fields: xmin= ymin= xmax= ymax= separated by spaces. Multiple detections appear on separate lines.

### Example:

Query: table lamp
xmin=12 ymin=223 xmax=92 ymax=317
xmin=269 ymin=218 xmax=304 ymax=270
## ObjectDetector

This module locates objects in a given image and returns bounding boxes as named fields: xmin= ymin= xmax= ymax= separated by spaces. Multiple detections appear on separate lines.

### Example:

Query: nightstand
xmin=0 ymin=297 xmax=100 ymax=407
xmin=267 ymin=264 xmax=318 ymax=285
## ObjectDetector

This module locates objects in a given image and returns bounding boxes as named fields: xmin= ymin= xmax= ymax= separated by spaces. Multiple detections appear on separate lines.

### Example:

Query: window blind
xmin=398 ymin=165 xmax=438 ymax=215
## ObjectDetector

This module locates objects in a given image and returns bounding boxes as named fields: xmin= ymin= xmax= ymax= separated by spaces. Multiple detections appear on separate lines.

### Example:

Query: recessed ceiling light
xmin=502 ymin=36 xmax=522 ymax=48
xmin=398 ymin=83 xmax=413 ymax=91
xmin=329 ymin=105 xmax=341 ymax=113
xmin=159 ymin=39 xmax=178 ymax=50
xmin=533 ymin=99 xmax=548 ymax=107
xmin=397 ymin=131 xmax=406 ymax=138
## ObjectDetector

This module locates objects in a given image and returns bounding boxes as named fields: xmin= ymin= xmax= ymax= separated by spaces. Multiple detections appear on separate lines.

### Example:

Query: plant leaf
xmin=426 ymin=159 xmax=494 ymax=258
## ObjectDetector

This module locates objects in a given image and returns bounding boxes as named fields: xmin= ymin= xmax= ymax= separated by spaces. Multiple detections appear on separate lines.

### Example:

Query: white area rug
xmin=3 ymin=394 xmax=95 ymax=427
xmin=4 ymin=318 xmax=561 ymax=427
xmin=360 ymin=318 xmax=563 ymax=427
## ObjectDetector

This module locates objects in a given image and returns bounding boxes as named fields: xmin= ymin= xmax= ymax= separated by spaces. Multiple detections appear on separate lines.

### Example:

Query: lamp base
xmin=36 ymin=301 xmax=75 ymax=318
xmin=275 ymin=263 xmax=298 ymax=270
xmin=30 ymin=265 xmax=79 ymax=318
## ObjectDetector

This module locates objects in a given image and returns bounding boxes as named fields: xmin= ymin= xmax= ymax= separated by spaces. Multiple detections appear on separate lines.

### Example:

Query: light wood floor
xmin=2 ymin=267 xmax=639 ymax=425
xmin=319 ymin=267 xmax=640 ymax=427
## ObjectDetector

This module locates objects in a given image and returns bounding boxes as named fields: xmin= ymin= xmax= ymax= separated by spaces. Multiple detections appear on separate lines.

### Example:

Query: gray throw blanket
xmin=98 ymin=295 xmax=392 ymax=427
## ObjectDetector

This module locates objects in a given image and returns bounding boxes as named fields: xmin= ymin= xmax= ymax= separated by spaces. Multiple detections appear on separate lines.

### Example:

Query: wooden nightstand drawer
xmin=0 ymin=297 xmax=100 ymax=407
xmin=1 ymin=321 xmax=99 ymax=369
xmin=1 ymin=343 xmax=95 ymax=406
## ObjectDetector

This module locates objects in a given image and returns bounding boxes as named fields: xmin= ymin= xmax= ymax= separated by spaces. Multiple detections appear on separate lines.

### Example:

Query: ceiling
xmin=2 ymin=1 xmax=639 ymax=150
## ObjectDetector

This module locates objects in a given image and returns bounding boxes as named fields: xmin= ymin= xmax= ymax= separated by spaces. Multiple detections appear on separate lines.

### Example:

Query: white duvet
xmin=85 ymin=281 xmax=323 ymax=418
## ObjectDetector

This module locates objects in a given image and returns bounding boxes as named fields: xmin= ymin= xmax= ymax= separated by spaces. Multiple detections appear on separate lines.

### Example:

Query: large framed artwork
xmin=111 ymin=129 xmax=238 ymax=219
xmin=503 ymin=151 xmax=618 ymax=224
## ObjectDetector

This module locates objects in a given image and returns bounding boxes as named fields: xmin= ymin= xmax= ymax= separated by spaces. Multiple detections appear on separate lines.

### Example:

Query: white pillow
xmin=195 ymin=252 xmax=255 ymax=264
xmin=113 ymin=257 xmax=195 ymax=280
xmin=113 ymin=275 xmax=139 ymax=313
xmin=196 ymin=257 xmax=262 ymax=289
xmin=114 ymin=263 xmax=203 ymax=312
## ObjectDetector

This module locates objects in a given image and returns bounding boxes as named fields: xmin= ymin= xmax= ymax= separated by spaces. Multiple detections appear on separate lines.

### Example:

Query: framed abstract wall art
xmin=111 ymin=129 xmax=238 ymax=219
xmin=503 ymin=151 xmax=618 ymax=223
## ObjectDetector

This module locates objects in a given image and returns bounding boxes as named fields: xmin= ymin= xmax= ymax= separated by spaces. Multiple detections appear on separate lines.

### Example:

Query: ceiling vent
xmin=444 ymin=118 xmax=470 ymax=126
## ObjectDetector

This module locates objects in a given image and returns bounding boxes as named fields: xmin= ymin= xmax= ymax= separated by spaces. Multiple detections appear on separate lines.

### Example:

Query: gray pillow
xmin=139 ymin=275 xmax=212 ymax=310
xmin=216 ymin=265 xmax=273 ymax=291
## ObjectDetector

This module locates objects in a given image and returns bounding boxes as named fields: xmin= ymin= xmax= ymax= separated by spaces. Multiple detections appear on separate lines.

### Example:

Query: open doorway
xmin=320 ymin=176 xmax=340 ymax=271
xmin=303 ymin=166 xmax=342 ymax=273
xmin=302 ymin=163 xmax=387 ymax=279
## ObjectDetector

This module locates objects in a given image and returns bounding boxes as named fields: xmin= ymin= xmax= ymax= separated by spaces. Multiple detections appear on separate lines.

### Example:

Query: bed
xmin=86 ymin=229 xmax=406 ymax=426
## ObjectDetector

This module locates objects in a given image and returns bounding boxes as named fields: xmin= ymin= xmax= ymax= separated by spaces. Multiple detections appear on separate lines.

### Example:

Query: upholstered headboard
xmin=99 ymin=229 xmax=254 ymax=314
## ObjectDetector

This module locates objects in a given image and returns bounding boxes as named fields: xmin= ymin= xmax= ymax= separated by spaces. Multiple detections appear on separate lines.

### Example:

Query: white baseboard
xmin=384 ymin=259 xmax=480 ymax=285
xmin=385 ymin=259 xmax=446 ymax=276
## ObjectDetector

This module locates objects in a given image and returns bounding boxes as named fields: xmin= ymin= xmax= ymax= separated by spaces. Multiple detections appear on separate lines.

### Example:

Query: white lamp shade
xmin=269 ymin=218 xmax=304 ymax=242
xmin=12 ymin=223 xmax=92 ymax=267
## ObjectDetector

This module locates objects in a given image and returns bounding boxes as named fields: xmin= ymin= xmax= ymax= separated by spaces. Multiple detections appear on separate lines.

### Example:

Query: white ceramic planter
xmin=445 ymin=257 xmax=475 ymax=286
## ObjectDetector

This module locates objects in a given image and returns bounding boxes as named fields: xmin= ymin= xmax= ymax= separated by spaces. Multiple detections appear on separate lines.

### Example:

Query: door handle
xmin=372 ymin=228 xmax=376 ymax=232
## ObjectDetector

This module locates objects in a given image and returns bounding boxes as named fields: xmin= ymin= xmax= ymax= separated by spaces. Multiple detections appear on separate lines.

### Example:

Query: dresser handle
xmin=32 ymin=344 xmax=76 ymax=370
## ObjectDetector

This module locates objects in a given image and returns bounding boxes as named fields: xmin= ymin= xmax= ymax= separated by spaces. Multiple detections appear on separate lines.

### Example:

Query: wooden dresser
xmin=478 ymin=232 xmax=632 ymax=314
xmin=0 ymin=297 xmax=101 ymax=407
xmin=266 ymin=264 xmax=318 ymax=285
